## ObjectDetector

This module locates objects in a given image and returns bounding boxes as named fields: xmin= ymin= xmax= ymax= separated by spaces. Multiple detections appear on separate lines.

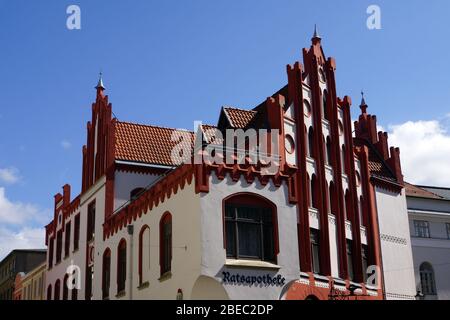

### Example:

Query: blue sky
xmin=1 ymin=0 xmax=450 ymax=258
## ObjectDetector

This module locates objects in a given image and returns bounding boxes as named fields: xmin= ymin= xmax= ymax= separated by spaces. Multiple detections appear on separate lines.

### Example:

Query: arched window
xmin=62 ymin=274 xmax=69 ymax=300
xmin=326 ymin=137 xmax=332 ymax=165
xmin=130 ymin=188 xmax=145 ymax=201
xmin=341 ymin=145 xmax=346 ymax=173
xmin=303 ymin=99 xmax=311 ymax=117
xmin=306 ymin=174 xmax=311 ymax=207
xmin=117 ymin=239 xmax=127 ymax=295
xmin=54 ymin=279 xmax=60 ymax=301
xmin=160 ymin=213 xmax=172 ymax=276
xmin=311 ymin=175 xmax=319 ymax=209
xmin=359 ymin=196 xmax=364 ymax=226
xmin=46 ymin=284 xmax=52 ymax=300
xmin=322 ymin=90 xmax=328 ymax=120
xmin=224 ymin=193 xmax=278 ymax=263
xmin=329 ymin=182 xmax=337 ymax=215
xmin=139 ymin=225 xmax=150 ymax=286
xmin=308 ymin=127 xmax=315 ymax=158
xmin=420 ymin=262 xmax=437 ymax=295
xmin=345 ymin=190 xmax=352 ymax=221
xmin=102 ymin=248 xmax=111 ymax=299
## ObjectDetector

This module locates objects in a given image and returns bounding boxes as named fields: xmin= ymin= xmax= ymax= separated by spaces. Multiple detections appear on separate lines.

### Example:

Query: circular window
xmin=303 ymin=100 xmax=311 ymax=117
xmin=338 ymin=120 xmax=344 ymax=136
xmin=285 ymin=134 xmax=295 ymax=154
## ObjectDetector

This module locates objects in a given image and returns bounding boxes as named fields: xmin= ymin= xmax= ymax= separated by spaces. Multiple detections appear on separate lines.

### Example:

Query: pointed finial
xmin=360 ymin=91 xmax=368 ymax=114
xmin=313 ymin=24 xmax=321 ymax=39
xmin=95 ymin=72 xmax=105 ymax=91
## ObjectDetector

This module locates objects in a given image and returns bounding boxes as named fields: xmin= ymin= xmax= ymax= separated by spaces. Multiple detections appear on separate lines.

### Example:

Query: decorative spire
xmin=360 ymin=91 xmax=368 ymax=114
xmin=95 ymin=72 xmax=105 ymax=91
xmin=312 ymin=24 xmax=322 ymax=43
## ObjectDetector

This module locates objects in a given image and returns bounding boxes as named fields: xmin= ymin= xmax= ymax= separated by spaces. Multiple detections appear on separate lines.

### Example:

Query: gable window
xmin=310 ymin=229 xmax=321 ymax=274
xmin=117 ymin=239 xmax=127 ymax=294
xmin=326 ymin=137 xmax=332 ymax=165
xmin=102 ymin=249 xmax=111 ymax=299
xmin=308 ymin=127 xmax=315 ymax=158
xmin=48 ymin=237 xmax=54 ymax=269
xmin=224 ymin=194 xmax=278 ymax=263
xmin=419 ymin=262 xmax=436 ymax=295
xmin=160 ymin=213 xmax=172 ymax=276
xmin=74 ymin=214 xmax=80 ymax=251
xmin=414 ymin=220 xmax=430 ymax=238
xmin=56 ymin=230 xmax=63 ymax=264
xmin=87 ymin=201 xmax=96 ymax=242
xmin=64 ymin=222 xmax=71 ymax=258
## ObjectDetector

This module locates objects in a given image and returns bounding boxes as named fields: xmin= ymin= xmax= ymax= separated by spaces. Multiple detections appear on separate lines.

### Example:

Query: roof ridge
xmin=117 ymin=120 xmax=193 ymax=133
xmin=223 ymin=106 xmax=256 ymax=113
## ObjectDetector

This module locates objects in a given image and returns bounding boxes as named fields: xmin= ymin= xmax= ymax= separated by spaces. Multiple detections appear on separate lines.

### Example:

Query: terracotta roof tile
xmin=115 ymin=121 xmax=194 ymax=166
xmin=223 ymin=107 xmax=257 ymax=128
xmin=367 ymin=150 xmax=397 ymax=182
xmin=404 ymin=183 xmax=443 ymax=199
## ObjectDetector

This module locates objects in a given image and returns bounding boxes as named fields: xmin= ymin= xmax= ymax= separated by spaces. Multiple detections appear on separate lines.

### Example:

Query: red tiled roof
xmin=115 ymin=121 xmax=194 ymax=166
xmin=367 ymin=150 xmax=397 ymax=182
xmin=223 ymin=107 xmax=257 ymax=128
xmin=404 ymin=183 xmax=443 ymax=199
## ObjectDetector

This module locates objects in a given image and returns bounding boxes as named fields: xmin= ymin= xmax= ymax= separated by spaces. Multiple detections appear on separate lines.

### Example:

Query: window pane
xmin=237 ymin=207 xmax=259 ymax=221
xmin=225 ymin=206 xmax=235 ymax=219
xmin=238 ymin=222 xmax=261 ymax=258
xmin=312 ymin=244 xmax=321 ymax=274
xmin=263 ymin=225 xmax=274 ymax=261
xmin=226 ymin=221 xmax=236 ymax=257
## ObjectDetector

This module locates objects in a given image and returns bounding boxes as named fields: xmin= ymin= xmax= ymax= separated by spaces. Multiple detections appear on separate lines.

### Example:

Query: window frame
xmin=414 ymin=220 xmax=430 ymax=238
xmin=310 ymin=228 xmax=321 ymax=274
xmin=117 ymin=239 xmax=127 ymax=294
xmin=160 ymin=213 xmax=172 ymax=276
xmin=222 ymin=193 xmax=279 ymax=264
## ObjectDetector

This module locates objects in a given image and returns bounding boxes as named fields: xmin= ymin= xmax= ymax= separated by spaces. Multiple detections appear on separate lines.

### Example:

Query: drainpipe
xmin=127 ymin=225 xmax=134 ymax=300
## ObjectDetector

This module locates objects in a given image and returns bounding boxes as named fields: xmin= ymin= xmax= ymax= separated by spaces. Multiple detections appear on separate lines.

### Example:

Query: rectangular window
xmin=446 ymin=223 xmax=450 ymax=240
xmin=346 ymin=240 xmax=354 ymax=281
xmin=225 ymin=205 xmax=275 ymax=262
xmin=56 ymin=230 xmax=63 ymax=264
xmin=414 ymin=220 xmax=430 ymax=238
xmin=74 ymin=214 xmax=80 ymax=251
xmin=87 ymin=202 xmax=96 ymax=242
xmin=310 ymin=229 xmax=321 ymax=274
xmin=361 ymin=245 xmax=369 ymax=283
xmin=64 ymin=222 xmax=71 ymax=258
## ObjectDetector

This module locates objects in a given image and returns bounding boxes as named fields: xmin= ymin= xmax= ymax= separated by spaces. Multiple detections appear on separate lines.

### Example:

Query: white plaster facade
xmin=406 ymin=186 xmax=450 ymax=300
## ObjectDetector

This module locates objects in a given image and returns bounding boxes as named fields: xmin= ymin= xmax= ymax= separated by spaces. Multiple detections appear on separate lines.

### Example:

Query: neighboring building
xmin=44 ymin=30 xmax=415 ymax=300
xmin=13 ymin=273 xmax=25 ymax=300
xmin=13 ymin=262 xmax=46 ymax=300
xmin=405 ymin=183 xmax=450 ymax=300
xmin=0 ymin=250 xmax=47 ymax=300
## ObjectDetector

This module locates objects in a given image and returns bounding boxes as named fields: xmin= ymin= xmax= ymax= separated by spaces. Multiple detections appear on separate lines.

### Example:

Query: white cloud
xmin=386 ymin=120 xmax=450 ymax=187
xmin=61 ymin=140 xmax=72 ymax=150
xmin=0 ymin=187 xmax=50 ymax=226
xmin=0 ymin=167 xmax=20 ymax=184
xmin=0 ymin=227 xmax=45 ymax=261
